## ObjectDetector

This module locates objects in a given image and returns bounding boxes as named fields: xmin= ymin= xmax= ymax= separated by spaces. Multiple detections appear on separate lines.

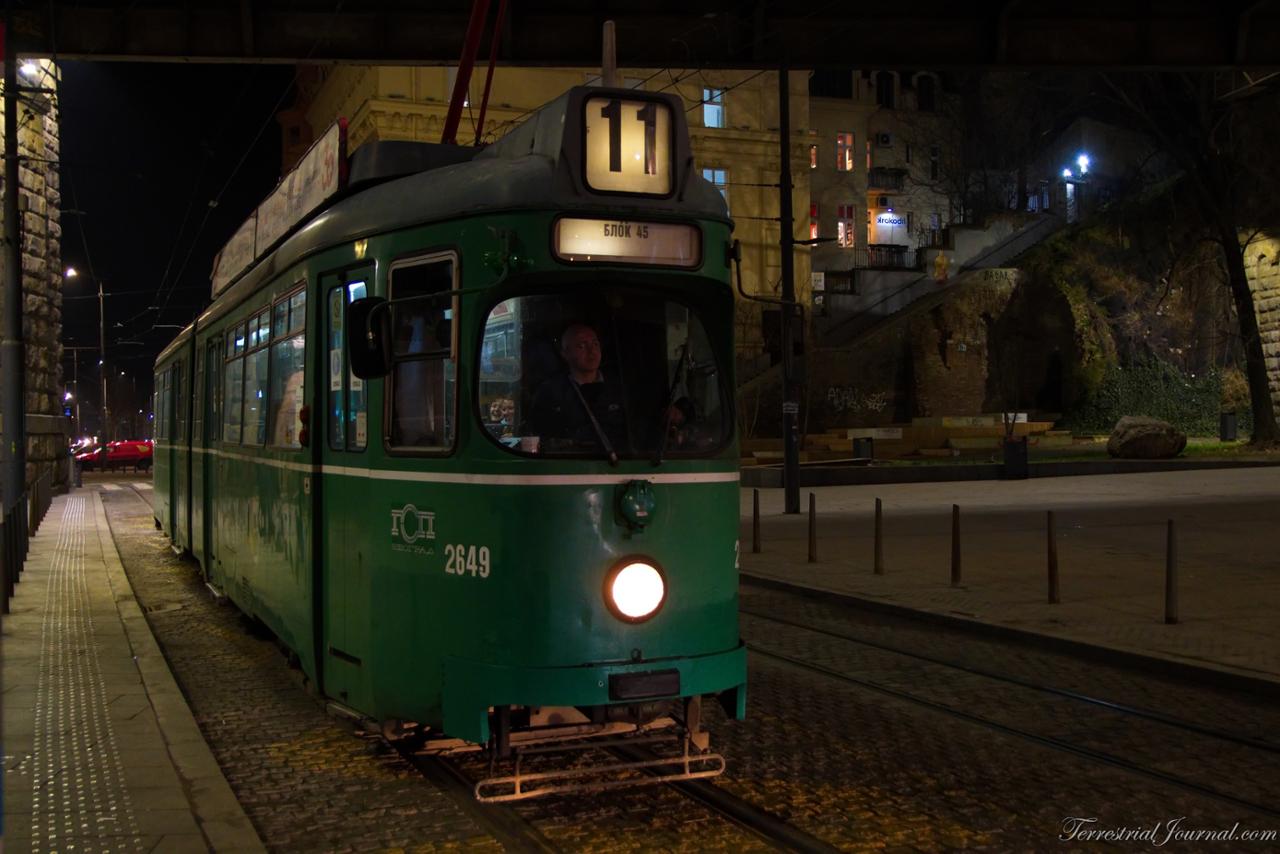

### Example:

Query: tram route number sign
xmin=555 ymin=217 xmax=701 ymax=267
xmin=583 ymin=96 xmax=672 ymax=195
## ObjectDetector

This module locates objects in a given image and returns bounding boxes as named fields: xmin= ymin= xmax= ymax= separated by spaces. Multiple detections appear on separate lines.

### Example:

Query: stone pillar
xmin=1244 ymin=233 xmax=1280 ymax=417
xmin=0 ymin=60 xmax=67 ymax=492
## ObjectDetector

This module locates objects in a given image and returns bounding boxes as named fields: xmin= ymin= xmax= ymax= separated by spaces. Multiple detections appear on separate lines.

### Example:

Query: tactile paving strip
xmin=31 ymin=496 xmax=144 ymax=852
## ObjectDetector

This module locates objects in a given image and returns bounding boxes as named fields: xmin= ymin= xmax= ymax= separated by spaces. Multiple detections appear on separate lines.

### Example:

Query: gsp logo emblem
xmin=391 ymin=504 xmax=436 ymax=545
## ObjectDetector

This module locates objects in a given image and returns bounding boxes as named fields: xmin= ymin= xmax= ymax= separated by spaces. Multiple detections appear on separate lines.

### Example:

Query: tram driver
xmin=526 ymin=322 xmax=629 ymax=453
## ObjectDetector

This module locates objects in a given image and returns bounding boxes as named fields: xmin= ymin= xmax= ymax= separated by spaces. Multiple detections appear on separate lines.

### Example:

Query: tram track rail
xmin=393 ymin=746 xmax=562 ymax=853
xmin=608 ymin=743 xmax=841 ymax=854
xmin=740 ymin=580 xmax=1280 ymax=821
xmin=394 ymin=735 xmax=839 ymax=852
xmin=740 ymin=603 xmax=1280 ymax=755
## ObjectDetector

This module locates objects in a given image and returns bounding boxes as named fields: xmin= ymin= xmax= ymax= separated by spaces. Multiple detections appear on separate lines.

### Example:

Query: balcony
xmin=867 ymin=167 xmax=907 ymax=191
xmin=862 ymin=244 xmax=918 ymax=270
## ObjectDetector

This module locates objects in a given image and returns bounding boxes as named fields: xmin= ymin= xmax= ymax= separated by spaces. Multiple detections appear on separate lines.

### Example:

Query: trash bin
xmin=853 ymin=437 xmax=873 ymax=459
xmin=1002 ymin=437 xmax=1029 ymax=480
xmin=1219 ymin=412 xmax=1238 ymax=442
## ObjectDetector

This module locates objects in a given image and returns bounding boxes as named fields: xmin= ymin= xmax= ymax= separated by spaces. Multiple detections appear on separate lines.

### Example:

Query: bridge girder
xmin=8 ymin=1 xmax=1280 ymax=68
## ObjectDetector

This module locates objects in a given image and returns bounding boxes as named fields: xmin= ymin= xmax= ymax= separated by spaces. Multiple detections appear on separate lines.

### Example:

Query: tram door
xmin=168 ymin=360 xmax=184 ymax=543
xmin=320 ymin=267 xmax=374 ymax=708
xmin=196 ymin=339 xmax=221 ymax=578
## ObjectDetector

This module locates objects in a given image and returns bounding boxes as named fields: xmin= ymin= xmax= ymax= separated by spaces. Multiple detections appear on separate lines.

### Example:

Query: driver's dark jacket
xmin=526 ymin=373 xmax=628 ymax=450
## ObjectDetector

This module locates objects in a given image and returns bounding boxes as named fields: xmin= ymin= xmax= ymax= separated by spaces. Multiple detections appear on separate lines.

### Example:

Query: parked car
xmin=75 ymin=440 xmax=154 ymax=472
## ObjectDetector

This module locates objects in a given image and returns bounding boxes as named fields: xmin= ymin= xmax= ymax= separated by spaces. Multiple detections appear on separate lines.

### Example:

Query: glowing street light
xmin=1076 ymin=153 xmax=1090 ymax=174
xmin=1062 ymin=168 xmax=1073 ymax=179
xmin=64 ymin=267 xmax=78 ymax=279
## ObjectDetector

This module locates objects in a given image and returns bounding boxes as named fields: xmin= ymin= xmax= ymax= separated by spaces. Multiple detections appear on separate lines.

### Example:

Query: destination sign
xmin=583 ymin=97 xmax=673 ymax=195
xmin=555 ymin=218 xmax=700 ymax=267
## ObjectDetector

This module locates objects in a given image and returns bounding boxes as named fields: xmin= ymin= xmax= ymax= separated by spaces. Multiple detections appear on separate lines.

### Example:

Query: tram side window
xmin=223 ymin=324 xmax=246 ymax=443
xmin=388 ymin=257 xmax=455 ymax=451
xmin=243 ymin=309 xmax=271 ymax=446
xmin=269 ymin=287 xmax=306 ymax=448
xmin=156 ymin=370 xmax=168 ymax=441
xmin=174 ymin=362 xmax=185 ymax=442
xmin=328 ymin=272 xmax=371 ymax=452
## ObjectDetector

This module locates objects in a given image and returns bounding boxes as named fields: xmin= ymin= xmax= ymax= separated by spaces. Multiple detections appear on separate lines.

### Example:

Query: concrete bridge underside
xmin=11 ymin=1 xmax=1280 ymax=68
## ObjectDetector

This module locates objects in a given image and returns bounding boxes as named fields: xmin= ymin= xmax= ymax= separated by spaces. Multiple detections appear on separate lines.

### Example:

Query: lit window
xmin=702 ymin=88 xmax=725 ymax=129
xmin=809 ymin=144 xmax=818 ymax=169
xmin=866 ymin=139 xmax=873 ymax=170
xmin=809 ymin=203 xmax=819 ymax=240
xmin=837 ymin=204 xmax=856 ymax=248
xmin=836 ymin=132 xmax=854 ymax=172
xmin=702 ymin=167 xmax=729 ymax=211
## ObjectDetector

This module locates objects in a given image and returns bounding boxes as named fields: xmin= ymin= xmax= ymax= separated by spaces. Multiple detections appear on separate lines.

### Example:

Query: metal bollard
xmin=874 ymin=497 xmax=884 ymax=575
xmin=807 ymin=493 xmax=817 ymax=563
xmin=752 ymin=489 xmax=761 ymax=554
xmin=950 ymin=504 xmax=961 ymax=587
xmin=1165 ymin=519 xmax=1178 ymax=625
xmin=1047 ymin=510 xmax=1060 ymax=604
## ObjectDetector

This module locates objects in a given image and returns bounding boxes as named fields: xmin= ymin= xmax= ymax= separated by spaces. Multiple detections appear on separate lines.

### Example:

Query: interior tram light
xmin=605 ymin=559 xmax=666 ymax=622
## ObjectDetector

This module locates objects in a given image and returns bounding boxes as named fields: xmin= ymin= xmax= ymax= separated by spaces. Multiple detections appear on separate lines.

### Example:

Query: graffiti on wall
xmin=826 ymin=386 xmax=890 ymax=414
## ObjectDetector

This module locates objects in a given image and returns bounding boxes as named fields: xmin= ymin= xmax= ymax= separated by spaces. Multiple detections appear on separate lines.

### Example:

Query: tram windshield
xmin=478 ymin=290 xmax=728 ymax=459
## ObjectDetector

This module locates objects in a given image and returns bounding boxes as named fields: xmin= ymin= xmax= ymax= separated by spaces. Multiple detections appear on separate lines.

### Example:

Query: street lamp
xmin=64 ymin=266 xmax=109 ymax=442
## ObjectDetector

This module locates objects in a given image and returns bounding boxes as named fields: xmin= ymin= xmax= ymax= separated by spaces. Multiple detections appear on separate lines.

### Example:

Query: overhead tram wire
xmin=134 ymin=0 xmax=350 ymax=339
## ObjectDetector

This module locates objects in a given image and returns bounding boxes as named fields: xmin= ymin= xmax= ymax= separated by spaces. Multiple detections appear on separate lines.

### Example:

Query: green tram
xmin=153 ymin=87 xmax=746 ymax=799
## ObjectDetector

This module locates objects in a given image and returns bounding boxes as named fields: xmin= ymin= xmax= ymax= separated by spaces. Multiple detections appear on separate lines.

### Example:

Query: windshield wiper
xmin=568 ymin=380 xmax=619 ymax=466
xmin=652 ymin=341 xmax=691 ymax=466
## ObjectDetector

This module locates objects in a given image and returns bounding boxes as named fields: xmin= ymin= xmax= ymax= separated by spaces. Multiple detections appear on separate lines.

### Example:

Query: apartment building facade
xmin=807 ymin=70 xmax=955 ymax=298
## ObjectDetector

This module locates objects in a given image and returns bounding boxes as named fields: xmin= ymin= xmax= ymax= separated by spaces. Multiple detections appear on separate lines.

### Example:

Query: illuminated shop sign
xmin=583 ymin=97 xmax=673 ymax=195
xmin=555 ymin=218 xmax=700 ymax=267
xmin=876 ymin=214 xmax=906 ymax=227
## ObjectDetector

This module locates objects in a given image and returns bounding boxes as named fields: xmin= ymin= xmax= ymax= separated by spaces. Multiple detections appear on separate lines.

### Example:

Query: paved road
xmin=97 ymin=470 xmax=1280 ymax=850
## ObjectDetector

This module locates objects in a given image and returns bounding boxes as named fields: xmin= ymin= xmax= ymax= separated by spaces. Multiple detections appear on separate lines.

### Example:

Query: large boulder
xmin=1107 ymin=416 xmax=1187 ymax=459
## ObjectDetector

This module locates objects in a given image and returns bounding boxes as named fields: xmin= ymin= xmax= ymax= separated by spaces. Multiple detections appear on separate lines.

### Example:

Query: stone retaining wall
xmin=1 ymin=60 xmax=67 ymax=491
xmin=1245 ymin=233 xmax=1280 ymax=416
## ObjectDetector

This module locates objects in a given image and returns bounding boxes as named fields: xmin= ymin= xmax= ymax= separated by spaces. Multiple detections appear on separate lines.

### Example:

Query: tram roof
xmin=157 ymin=87 xmax=730 ymax=368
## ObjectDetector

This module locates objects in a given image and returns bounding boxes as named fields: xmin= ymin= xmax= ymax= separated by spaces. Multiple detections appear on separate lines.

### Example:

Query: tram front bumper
xmin=442 ymin=642 xmax=748 ymax=744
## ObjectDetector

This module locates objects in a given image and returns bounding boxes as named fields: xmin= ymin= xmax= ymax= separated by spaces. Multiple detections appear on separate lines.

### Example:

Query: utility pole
xmin=777 ymin=63 xmax=800 ymax=514
xmin=98 ymin=279 xmax=109 ymax=444
xmin=2 ymin=3 xmax=26 ymax=518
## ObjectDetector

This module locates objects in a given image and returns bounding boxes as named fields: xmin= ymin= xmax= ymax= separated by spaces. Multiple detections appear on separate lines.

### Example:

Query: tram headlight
xmin=605 ymin=559 xmax=666 ymax=622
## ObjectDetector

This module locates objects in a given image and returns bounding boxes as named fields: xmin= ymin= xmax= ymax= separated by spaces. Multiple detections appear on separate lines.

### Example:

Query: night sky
xmin=58 ymin=60 xmax=296 ymax=420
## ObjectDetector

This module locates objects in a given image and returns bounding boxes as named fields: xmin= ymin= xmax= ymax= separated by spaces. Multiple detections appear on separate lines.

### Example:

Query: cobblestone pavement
xmin=714 ymin=583 xmax=1280 ymax=850
xmin=104 ymin=482 xmax=1280 ymax=852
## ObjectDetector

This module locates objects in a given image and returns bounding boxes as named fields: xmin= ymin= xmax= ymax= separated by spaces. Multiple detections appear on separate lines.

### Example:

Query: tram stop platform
xmin=2 ymin=488 xmax=264 ymax=853
xmin=740 ymin=467 xmax=1280 ymax=694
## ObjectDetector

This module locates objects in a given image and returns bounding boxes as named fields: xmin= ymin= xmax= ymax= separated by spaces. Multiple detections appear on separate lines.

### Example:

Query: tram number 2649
xmin=444 ymin=544 xmax=491 ymax=578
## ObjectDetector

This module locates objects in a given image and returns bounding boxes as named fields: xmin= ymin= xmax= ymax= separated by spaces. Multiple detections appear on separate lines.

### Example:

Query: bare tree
xmin=1100 ymin=72 xmax=1280 ymax=442
xmin=903 ymin=72 xmax=1089 ymax=224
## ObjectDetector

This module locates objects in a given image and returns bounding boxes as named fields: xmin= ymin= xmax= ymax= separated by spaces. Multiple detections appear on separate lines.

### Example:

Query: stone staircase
xmin=820 ymin=213 xmax=1065 ymax=349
